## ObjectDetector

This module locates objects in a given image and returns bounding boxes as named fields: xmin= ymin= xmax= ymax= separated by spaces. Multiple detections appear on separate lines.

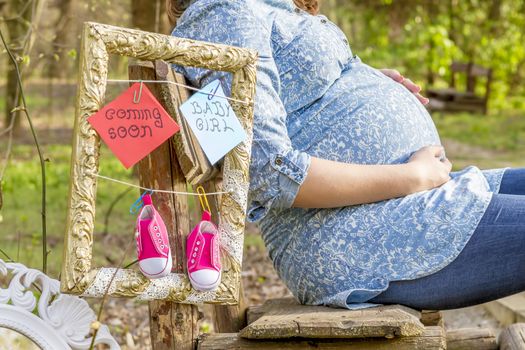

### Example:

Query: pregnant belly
xmin=290 ymin=62 xmax=441 ymax=165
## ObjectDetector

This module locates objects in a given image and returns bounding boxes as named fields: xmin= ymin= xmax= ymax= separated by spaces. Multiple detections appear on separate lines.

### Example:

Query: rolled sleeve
xmin=270 ymin=152 xmax=310 ymax=185
xmin=172 ymin=0 xmax=311 ymax=222
xmin=269 ymin=150 xmax=310 ymax=207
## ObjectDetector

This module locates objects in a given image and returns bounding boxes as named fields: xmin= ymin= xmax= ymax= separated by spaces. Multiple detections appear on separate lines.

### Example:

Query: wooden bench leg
xmin=213 ymin=283 xmax=247 ymax=333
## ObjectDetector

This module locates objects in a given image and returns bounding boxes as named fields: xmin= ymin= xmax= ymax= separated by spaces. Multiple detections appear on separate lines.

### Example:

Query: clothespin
xmin=130 ymin=189 xmax=154 ymax=214
xmin=196 ymin=185 xmax=212 ymax=221
xmin=207 ymin=81 xmax=220 ymax=101
xmin=133 ymin=81 xmax=144 ymax=104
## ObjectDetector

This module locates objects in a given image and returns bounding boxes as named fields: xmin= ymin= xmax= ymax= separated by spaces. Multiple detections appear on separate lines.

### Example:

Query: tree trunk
xmin=488 ymin=0 xmax=502 ymax=21
xmin=426 ymin=0 xmax=438 ymax=86
xmin=48 ymin=0 xmax=74 ymax=80
xmin=488 ymin=0 xmax=502 ymax=35
xmin=131 ymin=0 xmax=171 ymax=34
xmin=3 ymin=0 xmax=29 ymax=132
xmin=4 ymin=69 xmax=21 ymax=133
xmin=3 ymin=0 xmax=43 ymax=132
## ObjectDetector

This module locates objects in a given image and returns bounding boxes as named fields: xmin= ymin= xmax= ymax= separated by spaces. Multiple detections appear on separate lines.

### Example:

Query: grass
xmin=0 ymin=143 xmax=138 ymax=277
xmin=434 ymin=110 xmax=525 ymax=152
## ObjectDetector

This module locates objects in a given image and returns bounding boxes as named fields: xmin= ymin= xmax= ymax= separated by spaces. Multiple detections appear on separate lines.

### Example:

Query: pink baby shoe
xmin=135 ymin=194 xmax=172 ymax=279
xmin=186 ymin=211 xmax=221 ymax=291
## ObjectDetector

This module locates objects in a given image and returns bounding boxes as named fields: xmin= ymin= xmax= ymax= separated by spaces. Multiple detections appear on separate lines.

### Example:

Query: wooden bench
xmin=201 ymin=297 xmax=446 ymax=349
xmin=198 ymin=297 xmax=504 ymax=350
xmin=427 ymin=61 xmax=492 ymax=114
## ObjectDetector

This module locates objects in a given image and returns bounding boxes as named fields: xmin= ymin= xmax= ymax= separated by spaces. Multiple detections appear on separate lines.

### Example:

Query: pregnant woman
xmin=170 ymin=0 xmax=525 ymax=310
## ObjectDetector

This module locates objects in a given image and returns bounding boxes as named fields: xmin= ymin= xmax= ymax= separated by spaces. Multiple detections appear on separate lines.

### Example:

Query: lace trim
xmin=136 ymin=274 xmax=184 ymax=300
xmin=218 ymin=221 xmax=243 ymax=264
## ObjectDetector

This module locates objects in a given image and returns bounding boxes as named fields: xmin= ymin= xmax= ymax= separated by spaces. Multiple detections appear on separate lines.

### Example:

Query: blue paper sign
xmin=179 ymin=80 xmax=247 ymax=165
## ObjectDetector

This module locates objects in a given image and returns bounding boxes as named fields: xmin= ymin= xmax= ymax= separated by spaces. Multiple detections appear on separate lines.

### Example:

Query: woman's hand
xmin=379 ymin=68 xmax=430 ymax=105
xmin=407 ymin=145 xmax=452 ymax=192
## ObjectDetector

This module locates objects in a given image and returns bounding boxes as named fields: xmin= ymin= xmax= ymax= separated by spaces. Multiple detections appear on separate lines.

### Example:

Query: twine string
xmin=94 ymin=174 xmax=228 ymax=196
xmin=106 ymin=79 xmax=249 ymax=105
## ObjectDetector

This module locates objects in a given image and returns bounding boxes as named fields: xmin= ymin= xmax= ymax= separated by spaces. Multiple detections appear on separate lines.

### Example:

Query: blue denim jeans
xmin=369 ymin=168 xmax=525 ymax=310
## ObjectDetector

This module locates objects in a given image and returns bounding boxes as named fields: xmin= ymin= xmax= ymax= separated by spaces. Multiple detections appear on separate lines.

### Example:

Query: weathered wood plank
xmin=500 ymin=323 xmax=525 ymax=350
xmin=199 ymin=327 xmax=446 ymax=350
xmin=248 ymin=297 xmax=422 ymax=325
xmin=241 ymin=297 xmax=424 ymax=339
xmin=156 ymin=64 xmax=198 ymax=180
xmin=200 ymin=180 xmax=247 ymax=333
xmin=421 ymin=310 xmax=444 ymax=327
xmin=212 ymin=283 xmax=247 ymax=332
xmin=130 ymin=61 xmax=199 ymax=350
xmin=485 ymin=294 xmax=525 ymax=326
xmin=446 ymin=328 xmax=498 ymax=350
xmin=247 ymin=303 xmax=266 ymax=325
xmin=154 ymin=61 xmax=218 ymax=185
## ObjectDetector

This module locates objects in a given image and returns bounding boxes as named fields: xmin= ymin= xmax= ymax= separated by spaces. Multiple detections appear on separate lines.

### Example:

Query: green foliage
xmin=20 ymin=55 xmax=31 ymax=66
xmin=200 ymin=322 xmax=211 ymax=334
xmin=67 ymin=49 xmax=77 ymax=60
xmin=325 ymin=0 xmax=525 ymax=111
xmin=1 ymin=0 xmax=524 ymax=282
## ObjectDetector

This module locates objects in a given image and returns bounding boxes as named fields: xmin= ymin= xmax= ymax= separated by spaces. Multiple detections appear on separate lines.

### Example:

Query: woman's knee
xmin=499 ymin=168 xmax=525 ymax=195
xmin=476 ymin=193 xmax=525 ymax=229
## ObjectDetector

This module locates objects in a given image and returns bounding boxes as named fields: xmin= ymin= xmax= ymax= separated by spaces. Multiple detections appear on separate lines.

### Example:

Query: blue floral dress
xmin=172 ymin=0 xmax=506 ymax=309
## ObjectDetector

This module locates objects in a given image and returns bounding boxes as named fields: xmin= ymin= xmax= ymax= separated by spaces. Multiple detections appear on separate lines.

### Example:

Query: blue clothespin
xmin=130 ymin=189 xmax=154 ymax=214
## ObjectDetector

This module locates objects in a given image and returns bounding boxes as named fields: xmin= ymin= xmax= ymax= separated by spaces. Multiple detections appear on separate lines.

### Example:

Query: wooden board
xmin=199 ymin=180 xmax=247 ymax=333
xmin=130 ymin=61 xmax=199 ymax=350
xmin=484 ymin=293 xmax=525 ymax=326
xmin=199 ymin=327 xmax=446 ymax=350
xmin=241 ymin=297 xmax=424 ymax=339
xmin=500 ymin=323 xmax=525 ymax=350
xmin=446 ymin=328 xmax=498 ymax=350
xmin=154 ymin=61 xmax=218 ymax=185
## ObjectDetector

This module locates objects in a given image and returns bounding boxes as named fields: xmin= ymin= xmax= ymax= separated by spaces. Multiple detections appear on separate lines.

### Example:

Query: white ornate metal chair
xmin=0 ymin=259 xmax=119 ymax=350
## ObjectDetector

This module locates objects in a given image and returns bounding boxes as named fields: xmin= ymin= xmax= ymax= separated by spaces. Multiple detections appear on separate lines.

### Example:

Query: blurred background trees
xmin=322 ymin=0 xmax=525 ymax=110
xmin=1 ymin=0 xmax=524 ymax=134
xmin=2 ymin=0 xmax=44 ymax=133
xmin=0 ymin=0 xmax=170 ymax=134
xmin=1 ymin=0 xmax=525 ymax=252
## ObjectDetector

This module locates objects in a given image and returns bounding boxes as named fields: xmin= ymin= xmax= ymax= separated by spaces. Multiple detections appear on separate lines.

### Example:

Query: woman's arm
xmin=172 ymin=0 xmax=311 ymax=222
xmin=293 ymin=145 xmax=452 ymax=208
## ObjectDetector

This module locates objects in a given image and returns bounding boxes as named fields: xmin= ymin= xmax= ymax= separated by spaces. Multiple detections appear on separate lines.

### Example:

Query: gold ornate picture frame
xmin=61 ymin=22 xmax=257 ymax=304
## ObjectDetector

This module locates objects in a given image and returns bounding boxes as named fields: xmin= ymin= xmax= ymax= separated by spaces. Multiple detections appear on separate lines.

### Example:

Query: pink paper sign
xmin=88 ymin=83 xmax=180 ymax=168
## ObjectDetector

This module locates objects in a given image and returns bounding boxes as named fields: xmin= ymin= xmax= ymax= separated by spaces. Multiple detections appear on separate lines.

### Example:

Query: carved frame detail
xmin=61 ymin=22 xmax=257 ymax=304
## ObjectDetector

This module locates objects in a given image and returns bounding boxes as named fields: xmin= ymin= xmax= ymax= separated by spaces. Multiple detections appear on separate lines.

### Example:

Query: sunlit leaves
xmin=322 ymin=0 xmax=525 ymax=111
